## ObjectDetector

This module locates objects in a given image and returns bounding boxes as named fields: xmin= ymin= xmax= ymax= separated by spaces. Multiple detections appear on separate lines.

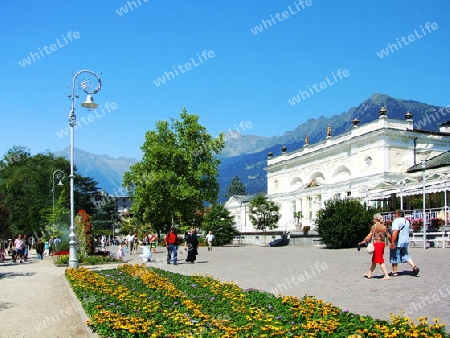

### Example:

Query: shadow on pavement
xmin=0 ymin=271 xmax=35 ymax=279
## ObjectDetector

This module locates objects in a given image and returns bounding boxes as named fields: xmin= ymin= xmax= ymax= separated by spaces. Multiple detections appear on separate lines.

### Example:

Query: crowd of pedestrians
xmin=0 ymin=228 xmax=214 ymax=264
xmin=0 ymin=234 xmax=63 ymax=263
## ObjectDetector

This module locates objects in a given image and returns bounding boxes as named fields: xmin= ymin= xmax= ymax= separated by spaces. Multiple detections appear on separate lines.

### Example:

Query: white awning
xmin=399 ymin=181 xmax=449 ymax=197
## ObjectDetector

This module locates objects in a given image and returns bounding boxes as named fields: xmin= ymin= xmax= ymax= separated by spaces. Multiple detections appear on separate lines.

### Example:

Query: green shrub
xmin=53 ymin=254 xmax=69 ymax=265
xmin=316 ymin=197 xmax=373 ymax=249
xmin=54 ymin=239 xmax=69 ymax=252
xmin=53 ymin=252 xmax=118 ymax=266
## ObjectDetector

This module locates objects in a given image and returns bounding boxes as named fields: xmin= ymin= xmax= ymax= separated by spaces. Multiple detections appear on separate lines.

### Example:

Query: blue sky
xmin=1 ymin=0 xmax=449 ymax=160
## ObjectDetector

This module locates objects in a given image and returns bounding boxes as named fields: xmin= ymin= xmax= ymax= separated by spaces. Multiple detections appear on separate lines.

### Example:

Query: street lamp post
xmin=439 ymin=174 xmax=449 ymax=227
xmin=52 ymin=170 xmax=65 ymax=233
xmin=68 ymin=70 xmax=102 ymax=268
xmin=445 ymin=179 xmax=449 ymax=227
xmin=422 ymin=160 xmax=427 ymax=250
xmin=396 ymin=181 xmax=404 ymax=210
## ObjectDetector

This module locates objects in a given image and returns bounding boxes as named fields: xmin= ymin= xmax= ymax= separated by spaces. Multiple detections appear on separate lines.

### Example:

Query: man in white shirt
xmin=126 ymin=232 xmax=135 ymax=254
xmin=389 ymin=210 xmax=420 ymax=276
xmin=206 ymin=231 xmax=214 ymax=251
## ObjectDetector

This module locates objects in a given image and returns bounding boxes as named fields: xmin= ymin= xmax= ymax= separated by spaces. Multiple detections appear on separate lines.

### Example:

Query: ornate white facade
xmin=226 ymin=110 xmax=450 ymax=234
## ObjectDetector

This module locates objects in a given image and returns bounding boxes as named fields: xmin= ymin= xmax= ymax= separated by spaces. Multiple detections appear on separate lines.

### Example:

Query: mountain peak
xmin=368 ymin=93 xmax=392 ymax=105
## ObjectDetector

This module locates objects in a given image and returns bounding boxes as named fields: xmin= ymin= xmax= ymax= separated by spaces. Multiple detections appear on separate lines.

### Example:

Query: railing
xmin=381 ymin=207 xmax=449 ymax=226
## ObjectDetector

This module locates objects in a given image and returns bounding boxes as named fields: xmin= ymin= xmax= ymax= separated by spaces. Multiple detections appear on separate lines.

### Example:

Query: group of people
xmin=359 ymin=209 xmax=420 ymax=280
xmin=116 ymin=228 xmax=215 ymax=265
xmin=166 ymin=227 xmax=215 ymax=265
xmin=0 ymin=235 xmax=61 ymax=263
xmin=123 ymin=231 xmax=159 ymax=256
xmin=1 ymin=234 xmax=35 ymax=263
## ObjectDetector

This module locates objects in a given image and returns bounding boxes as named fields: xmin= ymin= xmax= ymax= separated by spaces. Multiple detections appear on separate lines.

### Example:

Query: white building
xmin=226 ymin=108 xmax=450 ymax=234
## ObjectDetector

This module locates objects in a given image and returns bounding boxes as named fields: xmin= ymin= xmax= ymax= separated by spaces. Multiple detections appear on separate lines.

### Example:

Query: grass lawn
xmin=66 ymin=264 xmax=448 ymax=337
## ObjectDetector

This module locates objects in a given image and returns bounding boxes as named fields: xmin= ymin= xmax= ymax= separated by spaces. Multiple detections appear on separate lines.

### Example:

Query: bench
xmin=410 ymin=232 xmax=450 ymax=248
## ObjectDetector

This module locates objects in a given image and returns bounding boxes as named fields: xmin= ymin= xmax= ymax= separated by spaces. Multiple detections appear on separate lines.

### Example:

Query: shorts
xmin=390 ymin=246 xmax=411 ymax=264
xmin=150 ymin=242 xmax=156 ymax=248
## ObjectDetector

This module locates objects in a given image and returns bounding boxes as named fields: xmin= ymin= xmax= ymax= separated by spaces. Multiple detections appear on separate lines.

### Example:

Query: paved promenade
xmin=1 ymin=245 xmax=449 ymax=337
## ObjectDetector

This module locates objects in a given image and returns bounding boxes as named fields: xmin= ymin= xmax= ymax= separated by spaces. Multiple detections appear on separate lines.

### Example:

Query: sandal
xmin=364 ymin=274 xmax=372 ymax=279
xmin=388 ymin=272 xmax=398 ymax=277
xmin=412 ymin=266 xmax=420 ymax=276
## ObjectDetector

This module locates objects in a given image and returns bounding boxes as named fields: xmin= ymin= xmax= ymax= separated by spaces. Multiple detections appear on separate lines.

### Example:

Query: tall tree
xmin=248 ymin=194 xmax=280 ymax=245
xmin=123 ymin=108 xmax=225 ymax=235
xmin=225 ymin=175 xmax=246 ymax=198
xmin=201 ymin=204 xmax=239 ymax=246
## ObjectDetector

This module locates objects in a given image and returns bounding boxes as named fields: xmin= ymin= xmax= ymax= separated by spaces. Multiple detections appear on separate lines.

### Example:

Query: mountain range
xmin=57 ymin=93 xmax=449 ymax=202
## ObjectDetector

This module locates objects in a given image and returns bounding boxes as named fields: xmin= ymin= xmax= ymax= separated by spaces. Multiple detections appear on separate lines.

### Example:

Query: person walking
xmin=206 ymin=230 xmax=214 ymax=251
xmin=14 ymin=234 xmax=25 ymax=264
xmin=126 ymin=232 xmax=135 ymax=255
xmin=23 ymin=234 xmax=29 ymax=261
xmin=117 ymin=243 xmax=125 ymax=260
xmin=165 ymin=227 xmax=179 ymax=265
xmin=0 ymin=239 xmax=6 ymax=262
xmin=134 ymin=232 xmax=139 ymax=253
xmin=35 ymin=238 xmax=44 ymax=260
xmin=359 ymin=213 xmax=391 ymax=280
xmin=389 ymin=209 xmax=420 ymax=276
xmin=149 ymin=232 xmax=158 ymax=254
xmin=48 ymin=236 xmax=54 ymax=256
xmin=185 ymin=228 xmax=199 ymax=263
xmin=7 ymin=238 xmax=14 ymax=258
xmin=101 ymin=235 xmax=106 ymax=250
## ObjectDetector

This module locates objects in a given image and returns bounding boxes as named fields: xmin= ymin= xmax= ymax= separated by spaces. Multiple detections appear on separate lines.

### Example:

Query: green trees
xmin=123 ymin=109 xmax=225 ymax=235
xmin=0 ymin=146 xmax=100 ymax=237
xmin=225 ymin=175 xmax=246 ymax=198
xmin=316 ymin=197 xmax=373 ymax=249
xmin=201 ymin=204 xmax=239 ymax=246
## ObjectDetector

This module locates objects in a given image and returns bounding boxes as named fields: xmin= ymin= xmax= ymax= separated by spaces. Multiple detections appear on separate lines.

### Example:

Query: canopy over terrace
xmin=365 ymin=151 xmax=450 ymax=224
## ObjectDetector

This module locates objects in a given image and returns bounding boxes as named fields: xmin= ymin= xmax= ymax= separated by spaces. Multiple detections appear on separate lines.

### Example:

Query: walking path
xmin=1 ymin=245 xmax=449 ymax=337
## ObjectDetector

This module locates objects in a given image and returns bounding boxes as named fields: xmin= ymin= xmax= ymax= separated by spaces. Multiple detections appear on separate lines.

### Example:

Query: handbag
xmin=366 ymin=226 xmax=375 ymax=254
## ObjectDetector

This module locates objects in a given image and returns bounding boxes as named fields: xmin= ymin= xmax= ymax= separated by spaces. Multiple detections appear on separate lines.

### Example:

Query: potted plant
xmin=409 ymin=218 xmax=423 ymax=232
xmin=430 ymin=218 xmax=444 ymax=230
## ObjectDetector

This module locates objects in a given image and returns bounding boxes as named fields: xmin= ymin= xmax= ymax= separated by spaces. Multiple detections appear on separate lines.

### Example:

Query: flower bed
xmin=53 ymin=250 xmax=70 ymax=256
xmin=65 ymin=264 xmax=448 ymax=337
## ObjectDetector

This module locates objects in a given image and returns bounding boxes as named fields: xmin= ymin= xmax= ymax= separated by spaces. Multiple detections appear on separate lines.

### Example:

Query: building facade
xmin=226 ymin=109 xmax=450 ymax=234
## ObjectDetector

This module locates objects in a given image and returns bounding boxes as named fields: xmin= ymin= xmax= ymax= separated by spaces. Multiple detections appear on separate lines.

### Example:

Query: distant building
xmin=225 ymin=108 xmax=450 ymax=234
xmin=224 ymin=194 xmax=256 ymax=233
xmin=113 ymin=195 xmax=133 ymax=216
